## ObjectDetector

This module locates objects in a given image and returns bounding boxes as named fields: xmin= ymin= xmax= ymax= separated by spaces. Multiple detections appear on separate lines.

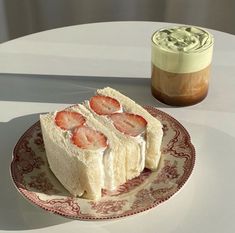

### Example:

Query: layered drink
xmin=151 ymin=26 xmax=214 ymax=106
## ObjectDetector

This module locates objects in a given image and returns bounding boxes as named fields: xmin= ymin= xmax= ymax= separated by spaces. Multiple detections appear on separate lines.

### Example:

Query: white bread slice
xmin=40 ymin=104 xmax=126 ymax=200
xmin=95 ymin=87 xmax=163 ymax=170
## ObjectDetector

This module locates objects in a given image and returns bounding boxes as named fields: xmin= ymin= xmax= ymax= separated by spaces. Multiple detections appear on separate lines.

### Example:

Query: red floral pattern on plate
xmin=28 ymin=172 xmax=61 ymax=195
xmin=102 ymin=168 xmax=152 ymax=196
xmin=10 ymin=106 xmax=195 ymax=220
xmin=155 ymin=160 xmax=179 ymax=184
xmin=89 ymin=200 xmax=128 ymax=215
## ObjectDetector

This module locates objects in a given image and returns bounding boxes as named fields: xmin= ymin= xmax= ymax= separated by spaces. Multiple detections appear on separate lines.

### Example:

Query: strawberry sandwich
xmin=40 ymin=87 xmax=163 ymax=200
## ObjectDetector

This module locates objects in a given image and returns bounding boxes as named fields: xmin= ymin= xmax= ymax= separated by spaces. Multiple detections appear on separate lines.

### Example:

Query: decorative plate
xmin=10 ymin=106 xmax=195 ymax=220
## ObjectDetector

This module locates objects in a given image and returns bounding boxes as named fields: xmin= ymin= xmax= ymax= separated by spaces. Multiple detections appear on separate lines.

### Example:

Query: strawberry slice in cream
xmin=71 ymin=125 xmax=108 ymax=150
xmin=90 ymin=95 xmax=121 ymax=115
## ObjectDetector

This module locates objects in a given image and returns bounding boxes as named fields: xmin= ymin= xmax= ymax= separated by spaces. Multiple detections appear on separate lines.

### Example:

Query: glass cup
xmin=151 ymin=25 xmax=214 ymax=106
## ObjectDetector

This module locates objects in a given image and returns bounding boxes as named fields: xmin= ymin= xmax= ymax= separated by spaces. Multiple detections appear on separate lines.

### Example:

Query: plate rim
xmin=10 ymin=106 xmax=196 ymax=220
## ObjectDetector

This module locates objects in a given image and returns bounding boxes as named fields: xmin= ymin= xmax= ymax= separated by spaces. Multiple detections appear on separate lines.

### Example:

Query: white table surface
xmin=0 ymin=21 xmax=235 ymax=233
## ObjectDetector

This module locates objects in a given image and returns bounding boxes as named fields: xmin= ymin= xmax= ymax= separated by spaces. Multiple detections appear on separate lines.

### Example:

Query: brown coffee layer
xmin=151 ymin=64 xmax=211 ymax=106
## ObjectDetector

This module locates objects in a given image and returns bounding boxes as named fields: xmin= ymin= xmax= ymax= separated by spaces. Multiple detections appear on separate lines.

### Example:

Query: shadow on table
xmin=0 ymin=72 xmax=233 ymax=113
xmin=0 ymin=113 xmax=71 ymax=230
xmin=0 ymin=73 xmax=169 ymax=107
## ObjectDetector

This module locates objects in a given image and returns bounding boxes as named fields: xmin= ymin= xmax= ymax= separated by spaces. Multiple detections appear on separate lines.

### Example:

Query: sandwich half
xmin=40 ymin=104 xmax=126 ymax=200
xmin=86 ymin=87 xmax=163 ymax=173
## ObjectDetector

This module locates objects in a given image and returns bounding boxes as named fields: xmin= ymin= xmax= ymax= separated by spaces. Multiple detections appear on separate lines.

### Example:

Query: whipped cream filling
xmin=135 ymin=133 xmax=146 ymax=172
xmin=102 ymin=148 xmax=116 ymax=190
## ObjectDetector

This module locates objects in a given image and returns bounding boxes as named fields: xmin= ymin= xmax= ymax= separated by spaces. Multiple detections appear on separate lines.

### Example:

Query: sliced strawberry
xmin=71 ymin=125 xmax=108 ymax=150
xmin=109 ymin=113 xmax=147 ymax=137
xmin=55 ymin=111 xmax=86 ymax=130
xmin=90 ymin=95 xmax=121 ymax=115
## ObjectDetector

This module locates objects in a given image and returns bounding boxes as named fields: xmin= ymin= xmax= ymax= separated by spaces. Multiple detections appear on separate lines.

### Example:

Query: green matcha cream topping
xmin=151 ymin=26 xmax=214 ymax=73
